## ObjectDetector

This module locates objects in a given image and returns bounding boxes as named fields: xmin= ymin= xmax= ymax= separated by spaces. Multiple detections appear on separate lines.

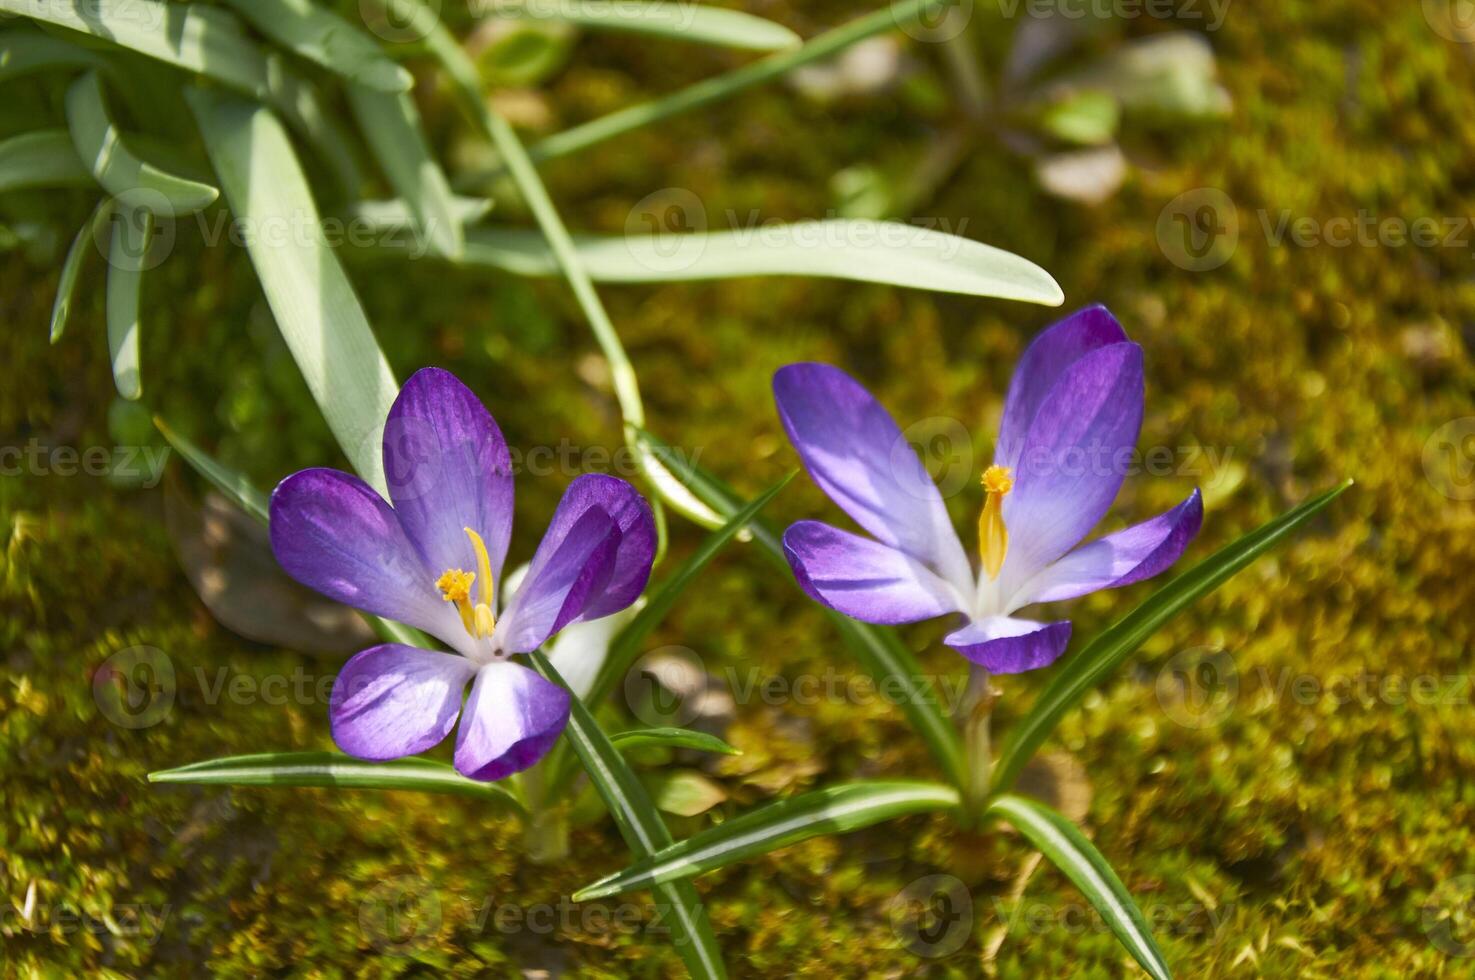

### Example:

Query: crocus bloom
xmin=269 ymin=368 xmax=655 ymax=780
xmin=774 ymin=306 xmax=1202 ymax=674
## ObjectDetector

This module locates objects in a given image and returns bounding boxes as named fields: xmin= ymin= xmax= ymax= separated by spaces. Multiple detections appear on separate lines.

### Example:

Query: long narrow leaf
xmin=50 ymin=198 xmax=112 ymax=343
xmin=150 ymin=751 xmax=526 ymax=813
xmin=431 ymin=225 xmax=1061 ymax=303
xmin=488 ymin=0 xmax=800 ymax=51
xmin=991 ymin=480 xmax=1353 ymax=796
xmin=586 ymin=472 xmax=794 ymax=708
xmin=529 ymin=652 xmax=727 ymax=979
xmin=632 ymin=427 xmax=968 ymax=788
xmin=987 ymin=794 xmax=1171 ymax=980
xmin=188 ymin=89 xmax=398 ymax=493
xmin=610 ymin=727 xmax=739 ymax=756
xmin=65 ymin=70 xmax=219 ymax=216
xmin=0 ymin=130 xmax=92 ymax=192
xmin=346 ymin=85 xmax=462 ymax=258
xmin=0 ymin=26 xmax=105 ymax=81
xmin=105 ymin=206 xmax=151 ymax=400
xmin=574 ymin=781 xmax=961 ymax=900
xmin=222 ymin=0 xmax=412 ymax=91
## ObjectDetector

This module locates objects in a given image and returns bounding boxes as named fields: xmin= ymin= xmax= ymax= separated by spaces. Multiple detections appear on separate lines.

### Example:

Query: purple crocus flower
xmin=774 ymin=306 xmax=1203 ymax=674
xmin=269 ymin=368 xmax=655 ymax=781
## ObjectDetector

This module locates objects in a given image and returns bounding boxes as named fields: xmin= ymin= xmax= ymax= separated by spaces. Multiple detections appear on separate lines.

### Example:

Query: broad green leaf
xmin=150 ymin=751 xmax=525 ymax=813
xmin=105 ymin=206 xmax=151 ymax=400
xmin=65 ymin=71 xmax=219 ymax=216
xmin=346 ymin=85 xmax=463 ymax=259
xmin=644 ymin=769 xmax=728 ymax=817
xmin=449 ymin=225 xmax=1062 ymax=303
xmin=188 ymin=89 xmax=398 ymax=493
xmin=222 ymin=0 xmax=412 ymax=91
xmin=987 ymin=794 xmax=1171 ymax=980
xmin=0 ymin=0 xmax=271 ymax=95
xmin=991 ymin=480 xmax=1354 ymax=796
xmin=529 ymin=651 xmax=728 ymax=979
xmin=527 ymin=0 xmax=950 ymax=165
xmin=574 ymin=781 xmax=961 ymax=900
xmin=585 ymin=472 xmax=794 ymax=708
xmin=0 ymin=130 xmax=92 ymax=193
xmin=150 ymin=415 xmax=432 ymax=650
xmin=0 ymin=26 xmax=104 ymax=81
xmin=610 ymin=727 xmax=740 ymax=756
xmin=632 ymin=427 xmax=968 ymax=788
xmin=49 ymin=197 xmax=112 ymax=344
xmin=489 ymin=0 xmax=800 ymax=52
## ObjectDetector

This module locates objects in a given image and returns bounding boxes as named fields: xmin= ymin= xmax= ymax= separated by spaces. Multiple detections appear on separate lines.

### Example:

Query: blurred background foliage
xmin=3 ymin=0 xmax=1474 ymax=975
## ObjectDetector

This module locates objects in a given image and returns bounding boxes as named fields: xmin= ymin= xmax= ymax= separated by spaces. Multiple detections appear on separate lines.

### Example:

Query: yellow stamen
xmin=435 ymin=530 xmax=500 ymax=642
xmin=436 ymin=569 xmax=474 ymax=604
xmin=464 ymin=527 xmax=495 ymax=611
xmin=978 ymin=465 xmax=1013 ymax=580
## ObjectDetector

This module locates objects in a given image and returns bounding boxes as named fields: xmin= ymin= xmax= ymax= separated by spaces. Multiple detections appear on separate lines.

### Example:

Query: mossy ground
xmin=4 ymin=1 xmax=1475 ymax=975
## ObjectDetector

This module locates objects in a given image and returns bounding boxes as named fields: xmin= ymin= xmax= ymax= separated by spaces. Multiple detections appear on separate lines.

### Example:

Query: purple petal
xmin=495 ymin=505 xmax=621 ymax=654
xmin=454 ymin=660 xmax=570 ymax=781
xmin=773 ymin=363 xmax=972 ymax=592
xmin=1016 ymin=490 xmax=1203 ymax=605
xmin=1000 ymin=342 xmax=1144 ymax=590
xmin=541 ymin=474 xmax=655 ymax=621
xmin=269 ymin=468 xmax=466 ymax=646
xmin=996 ymin=306 xmax=1129 ymax=471
xmin=330 ymin=644 xmax=474 ymax=760
xmin=383 ymin=367 xmax=515 ymax=586
xmin=783 ymin=520 xmax=964 ymax=625
xmin=945 ymin=616 xmax=1072 ymax=674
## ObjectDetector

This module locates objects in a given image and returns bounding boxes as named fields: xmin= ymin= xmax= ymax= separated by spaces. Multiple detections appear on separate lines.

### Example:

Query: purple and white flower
xmin=269 ymin=368 xmax=655 ymax=781
xmin=774 ymin=305 xmax=1203 ymax=674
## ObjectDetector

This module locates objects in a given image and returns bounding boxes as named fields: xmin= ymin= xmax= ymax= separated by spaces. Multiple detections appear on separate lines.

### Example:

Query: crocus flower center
xmin=978 ymin=465 xmax=1013 ymax=581
xmin=437 ymin=527 xmax=498 ymax=640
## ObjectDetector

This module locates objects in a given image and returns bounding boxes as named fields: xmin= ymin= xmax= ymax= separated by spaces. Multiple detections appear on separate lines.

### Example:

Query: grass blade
xmin=222 ymin=0 xmax=412 ymax=91
xmin=489 ymin=0 xmax=799 ymax=51
xmin=66 ymin=70 xmax=219 ymax=216
xmin=987 ymin=794 xmax=1171 ymax=980
xmin=0 ymin=26 xmax=105 ymax=81
xmin=49 ymin=197 xmax=113 ymax=344
xmin=150 ymin=751 xmax=525 ymax=813
xmin=610 ymin=727 xmax=739 ymax=756
xmin=991 ymin=480 xmax=1354 ymax=796
xmin=188 ymin=88 xmax=399 ymax=493
xmin=451 ymin=224 xmax=1062 ymax=303
xmin=529 ymin=651 xmax=728 ymax=979
xmin=0 ymin=130 xmax=92 ymax=193
xmin=346 ymin=85 xmax=463 ymax=259
xmin=633 ymin=427 xmax=968 ymax=788
xmin=585 ymin=472 xmax=794 ymax=708
xmin=105 ymin=205 xmax=151 ymax=400
xmin=574 ymin=781 xmax=960 ymax=900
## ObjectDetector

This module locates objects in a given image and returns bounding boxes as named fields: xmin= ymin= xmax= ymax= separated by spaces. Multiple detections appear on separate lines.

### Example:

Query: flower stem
xmin=962 ymin=667 xmax=997 ymax=818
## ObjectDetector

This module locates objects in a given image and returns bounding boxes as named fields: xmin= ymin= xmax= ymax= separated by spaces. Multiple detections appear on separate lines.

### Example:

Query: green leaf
xmin=585 ymin=472 xmax=794 ymax=708
xmin=1 ymin=0 xmax=272 ymax=96
xmin=0 ymin=26 xmax=105 ymax=81
xmin=222 ymin=0 xmax=412 ymax=91
xmin=631 ymin=427 xmax=968 ymax=788
xmin=489 ymin=0 xmax=800 ymax=52
xmin=105 ymin=205 xmax=151 ymax=400
xmin=986 ymin=794 xmax=1170 ymax=980
xmin=346 ymin=85 xmax=463 ymax=259
xmin=529 ymin=651 xmax=727 ymax=979
xmin=0 ymin=130 xmax=92 ymax=193
xmin=611 ymin=727 xmax=740 ymax=756
xmin=443 ymin=225 xmax=1062 ymax=303
xmin=49 ymin=197 xmax=112 ymax=344
xmin=574 ymin=781 xmax=960 ymax=900
xmin=644 ymin=769 xmax=728 ymax=817
xmin=65 ymin=70 xmax=219 ymax=216
xmin=991 ymin=480 xmax=1353 ymax=796
xmin=188 ymin=88 xmax=399 ymax=494
xmin=149 ymin=751 xmax=526 ymax=814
